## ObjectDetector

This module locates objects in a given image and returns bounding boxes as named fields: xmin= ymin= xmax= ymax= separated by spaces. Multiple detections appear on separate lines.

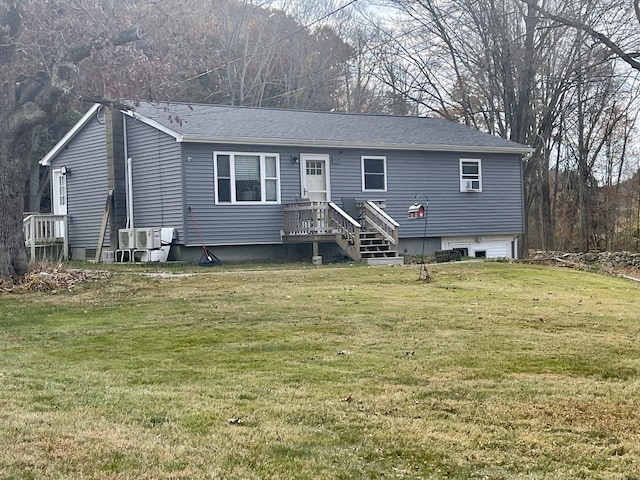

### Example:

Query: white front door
xmin=52 ymin=168 xmax=67 ymax=237
xmin=301 ymin=154 xmax=330 ymax=202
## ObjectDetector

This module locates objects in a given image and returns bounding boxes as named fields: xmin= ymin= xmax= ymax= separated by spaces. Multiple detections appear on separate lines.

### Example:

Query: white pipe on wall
xmin=122 ymin=113 xmax=134 ymax=229
xmin=127 ymin=157 xmax=134 ymax=229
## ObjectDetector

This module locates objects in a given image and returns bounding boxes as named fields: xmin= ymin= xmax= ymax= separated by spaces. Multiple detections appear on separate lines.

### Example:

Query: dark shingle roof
xmin=127 ymin=101 xmax=530 ymax=154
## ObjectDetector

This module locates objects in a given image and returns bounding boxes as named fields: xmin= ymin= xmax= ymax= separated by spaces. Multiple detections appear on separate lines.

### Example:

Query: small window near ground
xmin=460 ymin=159 xmax=482 ymax=192
xmin=214 ymin=152 xmax=281 ymax=204
xmin=362 ymin=156 xmax=387 ymax=192
xmin=475 ymin=250 xmax=486 ymax=258
xmin=453 ymin=247 xmax=468 ymax=258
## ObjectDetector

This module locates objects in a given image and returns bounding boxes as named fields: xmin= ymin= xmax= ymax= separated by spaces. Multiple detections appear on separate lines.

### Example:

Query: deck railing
xmin=23 ymin=213 xmax=68 ymax=261
xmin=282 ymin=201 xmax=332 ymax=235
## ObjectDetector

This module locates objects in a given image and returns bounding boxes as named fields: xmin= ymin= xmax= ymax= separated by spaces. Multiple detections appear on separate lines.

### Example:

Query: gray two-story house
xmin=34 ymin=101 xmax=531 ymax=264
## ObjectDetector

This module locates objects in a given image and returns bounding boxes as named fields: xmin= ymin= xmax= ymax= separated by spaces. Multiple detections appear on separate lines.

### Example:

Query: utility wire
xmin=189 ymin=23 xmax=421 ymax=107
xmin=175 ymin=0 xmax=360 ymax=86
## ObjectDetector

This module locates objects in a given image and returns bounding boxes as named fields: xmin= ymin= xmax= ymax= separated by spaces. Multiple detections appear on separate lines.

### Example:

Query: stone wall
xmin=531 ymin=251 xmax=640 ymax=269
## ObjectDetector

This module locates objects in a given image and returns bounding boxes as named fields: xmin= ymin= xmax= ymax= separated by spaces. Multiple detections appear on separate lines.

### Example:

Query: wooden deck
xmin=282 ymin=200 xmax=401 ymax=263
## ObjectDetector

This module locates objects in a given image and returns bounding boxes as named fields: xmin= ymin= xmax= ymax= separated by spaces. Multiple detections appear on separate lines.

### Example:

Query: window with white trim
xmin=460 ymin=159 xmax=482 ymax=192
xmin=214 ymin=152 xmax=280 ymax=203
xmin=362 ymin=155 xmax=387 ymax=191
xmin=57 ymin=172 xmax=67 ymax=207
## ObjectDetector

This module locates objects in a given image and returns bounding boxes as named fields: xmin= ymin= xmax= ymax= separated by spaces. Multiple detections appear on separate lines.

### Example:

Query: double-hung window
xmin=460 ymin=158 xmax=482 ymax=192
xmin=214 ymin=152 xmax=280 ymax=203
xmin=362 ymin=156 xmax=387 ymax=192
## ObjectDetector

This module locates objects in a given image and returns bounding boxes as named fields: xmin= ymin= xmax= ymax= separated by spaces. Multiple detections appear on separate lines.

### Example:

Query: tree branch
xmin=65 ymin=27 xmax=142 ymax=64
xmin=521 ymin=0 xmax=640 ymax=71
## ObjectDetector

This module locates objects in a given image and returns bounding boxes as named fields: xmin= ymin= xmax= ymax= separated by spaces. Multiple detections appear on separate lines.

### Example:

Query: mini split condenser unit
xmin=118 ymin=229 xmax=135 ymax=249
xmin=135 ymin=228 xmax=162 ymax=249
xmin=118 ymin=228 xmax=162 ymax=249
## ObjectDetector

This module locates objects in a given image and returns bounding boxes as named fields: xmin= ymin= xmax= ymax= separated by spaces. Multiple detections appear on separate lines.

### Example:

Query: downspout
xmin=127 ymin=157 xmax=134 ymax=229
xmin=122 ymin=115 xmax=134 ymax=229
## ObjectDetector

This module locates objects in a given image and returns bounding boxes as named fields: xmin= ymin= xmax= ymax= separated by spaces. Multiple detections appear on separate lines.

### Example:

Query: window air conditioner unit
xmin=135 ymin=228 xmax=162 ymax=249
xmin=465 ymin=180 xmax=480 ymax=191
xmin=118 ymin=228 xmax=135 ymax=249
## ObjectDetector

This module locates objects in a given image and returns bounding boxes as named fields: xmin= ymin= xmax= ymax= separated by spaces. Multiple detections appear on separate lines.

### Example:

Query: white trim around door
xmin=300 ymin=153 xmax=331 ymax=202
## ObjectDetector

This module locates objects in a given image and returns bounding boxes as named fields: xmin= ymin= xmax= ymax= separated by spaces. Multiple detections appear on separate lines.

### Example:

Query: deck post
xmin=29 ymin=215 xmax=36 ymax=261
xmin=63 ymin=216 xmax=69 ymax=260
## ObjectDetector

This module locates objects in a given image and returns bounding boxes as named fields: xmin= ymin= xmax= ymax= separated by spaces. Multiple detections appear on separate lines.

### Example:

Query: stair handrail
xmin=328 ymin=202 xmax=361 ymax=228
xmin=365 ymin=201 xmax=399 ymax=227
xmin=328 ymin=202 xmax=362 ymax=261
xmin=363 ymin=201 xmax=399 ymax=246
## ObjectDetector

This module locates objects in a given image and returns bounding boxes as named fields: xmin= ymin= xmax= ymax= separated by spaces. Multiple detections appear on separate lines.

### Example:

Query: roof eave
xmin=180 ymin=134 xmax=533 ymax=155
xmin=40 ymin=103 xmax=102 ymax=166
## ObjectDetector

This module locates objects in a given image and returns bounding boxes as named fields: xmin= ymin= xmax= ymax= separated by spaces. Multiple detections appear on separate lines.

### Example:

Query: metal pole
xmin=414 ymin=194 xmax=431 ymax=282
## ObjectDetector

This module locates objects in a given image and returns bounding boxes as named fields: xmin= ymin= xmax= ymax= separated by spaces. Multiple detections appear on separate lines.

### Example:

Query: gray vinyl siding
xmin=181 ymin=143 xmax=523 ymax=246
xmin=50 ymin=113 xmax=109 ymax=249
xmin=181 ymin=144 xmax=299 ymax=246
xmin=125 ymin=118 xmax=184 ymax=235
xmin=305 ymin=148 xmax=522 ymax=237
xmin=384 ymin=151 xmax=524 ymax=237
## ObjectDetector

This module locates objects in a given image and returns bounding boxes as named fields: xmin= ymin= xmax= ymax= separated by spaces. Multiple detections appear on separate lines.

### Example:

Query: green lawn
xmin=1 ymin=262 xmax=639 ymax=479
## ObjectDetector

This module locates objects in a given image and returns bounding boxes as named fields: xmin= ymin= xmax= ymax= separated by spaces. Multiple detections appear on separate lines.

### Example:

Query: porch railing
xmin=23 ymin=213 xmax=68 ymax=261
xmin=282 ymin=201 xmax=332 ymax=235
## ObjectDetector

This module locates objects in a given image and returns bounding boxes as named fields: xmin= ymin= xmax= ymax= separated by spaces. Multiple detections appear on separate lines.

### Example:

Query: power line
xmin=259 ymin=26 xmax=421 ymax=105
xmin=178 ymin=8 xmax=420 ymax=108
xmin=175 ymin=0 xmax=360 ymax=86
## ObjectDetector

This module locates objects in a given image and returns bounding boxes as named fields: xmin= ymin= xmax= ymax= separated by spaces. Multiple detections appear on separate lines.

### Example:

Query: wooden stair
xmin=358 ymin=231 xmax=403 ymax=265
xmin=282 ymin=200 xmax=404 ymax=266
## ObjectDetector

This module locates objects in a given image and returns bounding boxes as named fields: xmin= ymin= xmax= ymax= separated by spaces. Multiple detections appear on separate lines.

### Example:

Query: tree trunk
xmin=0 ymin=142 xmax=30 ymax=278
xmin=540 ymin=151 xmax=554 ymax=251
xmin=0 ymin=98 xmax=53 ymax=279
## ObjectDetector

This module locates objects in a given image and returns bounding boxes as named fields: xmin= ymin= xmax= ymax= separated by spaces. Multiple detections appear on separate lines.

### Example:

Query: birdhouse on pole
xmin=407 ymin=202 xmax=425 ymax=219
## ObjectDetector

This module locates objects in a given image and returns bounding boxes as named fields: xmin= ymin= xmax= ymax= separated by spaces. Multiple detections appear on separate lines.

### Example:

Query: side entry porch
xmin=23 ymin=213 xmax=69 ymax=262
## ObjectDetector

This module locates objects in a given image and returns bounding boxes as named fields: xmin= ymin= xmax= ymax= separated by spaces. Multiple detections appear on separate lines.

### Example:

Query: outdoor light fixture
xmin=291 ymin=155 xmax=299 ymax=164
xmin=60 ymin=165 xmax=68 ymax=176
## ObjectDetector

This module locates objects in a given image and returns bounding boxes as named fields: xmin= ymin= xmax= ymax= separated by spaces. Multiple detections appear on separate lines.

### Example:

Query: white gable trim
xmin=40 ymin=104 xmax=103 ymax=166
xmin=122 ymin=109 xmax=183 ymax=142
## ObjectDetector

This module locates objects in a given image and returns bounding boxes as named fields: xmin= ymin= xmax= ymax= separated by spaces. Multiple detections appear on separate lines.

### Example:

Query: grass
xmin=1 ymin=261 xmax=639 ymax=479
